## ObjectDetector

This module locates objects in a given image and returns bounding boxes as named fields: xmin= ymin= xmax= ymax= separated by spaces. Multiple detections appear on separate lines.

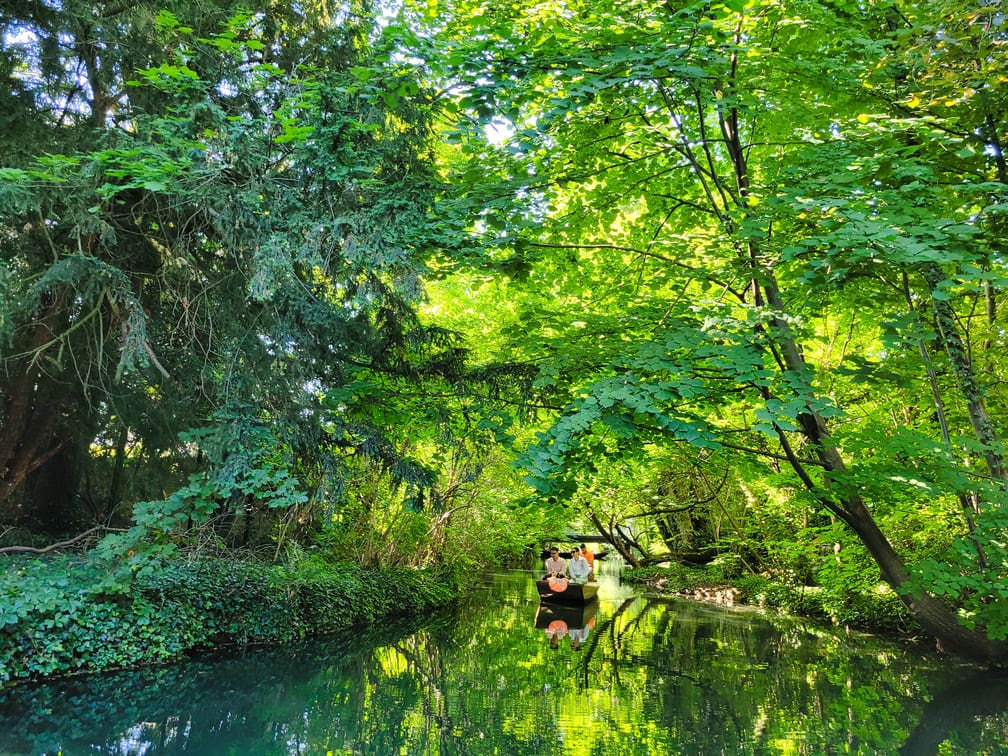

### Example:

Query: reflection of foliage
xmin=0 ymin=619 xmax=436 ymax=755
xmin=1 ymin=573 xmax=1004 ymax=754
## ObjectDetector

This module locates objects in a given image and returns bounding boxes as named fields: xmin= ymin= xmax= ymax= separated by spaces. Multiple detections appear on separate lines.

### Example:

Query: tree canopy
xmin=403 ymin=0 xmax=1008 ymax=661
xmin=2 ymin=0 xmax=1008 ymax=662
xmin=0 ymin=0 xmax=516 ymax=562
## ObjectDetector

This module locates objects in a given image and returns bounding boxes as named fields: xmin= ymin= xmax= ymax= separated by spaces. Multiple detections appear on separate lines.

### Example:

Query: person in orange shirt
xmin=580 ymin=543 xmax=595 ymax=580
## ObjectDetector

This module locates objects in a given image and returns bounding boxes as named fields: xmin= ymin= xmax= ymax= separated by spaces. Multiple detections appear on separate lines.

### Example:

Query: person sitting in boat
xmin=544 ymin=547 xmax=566 ymax=578
xmin=567 ymin=548 xmax=592 ymax=584
xmin=580 ymin=543 xmax=595 ymax=580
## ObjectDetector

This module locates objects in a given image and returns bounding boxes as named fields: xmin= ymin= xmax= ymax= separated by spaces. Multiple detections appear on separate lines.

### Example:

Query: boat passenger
xmin=568 ymin=549 xmax=592 ymax=584
xmin=580 ymin=543 xmax=595 ymax=580
xmin=544 ymin=547 xmax=566 ymax=578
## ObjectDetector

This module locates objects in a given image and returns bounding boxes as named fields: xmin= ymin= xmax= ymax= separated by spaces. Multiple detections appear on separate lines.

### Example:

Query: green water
xmin=0 ymin=568 xmax=1005 ymax=755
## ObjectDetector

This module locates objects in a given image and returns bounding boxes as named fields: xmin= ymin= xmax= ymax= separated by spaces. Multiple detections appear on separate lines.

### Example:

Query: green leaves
xmin=1 ymin=0 xmax=459 ymax=554
xmin=910 ymin=500 xmax=1008 ymax=640
xmin=519 ymin=363 xmax=725 ymax=497
xmin=0 ymin=554 xmax=459 ymax=682
xmin=418 ymin=0 xmax=1008 ymax=655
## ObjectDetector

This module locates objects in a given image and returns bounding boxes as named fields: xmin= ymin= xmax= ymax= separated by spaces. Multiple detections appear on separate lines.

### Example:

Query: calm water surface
xmin=0 ymin=567 xmax=1006 ymax=755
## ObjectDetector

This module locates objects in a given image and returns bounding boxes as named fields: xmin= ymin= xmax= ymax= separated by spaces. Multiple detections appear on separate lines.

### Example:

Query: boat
xmin=535 ymin=576 xmax=599 ymax=604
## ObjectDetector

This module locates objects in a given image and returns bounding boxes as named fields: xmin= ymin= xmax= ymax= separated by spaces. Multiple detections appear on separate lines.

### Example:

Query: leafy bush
xmin=0 ymin=554 xmax=461 ymax=684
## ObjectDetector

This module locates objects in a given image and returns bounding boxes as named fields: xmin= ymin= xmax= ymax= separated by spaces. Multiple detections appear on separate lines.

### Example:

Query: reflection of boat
xmin=535 ymin=577 xmax=599 ymax=604
xmin=534 ymin=597 xmax=599 ymax=630
xmin=536 ymin=598 xmax=598 ymax=650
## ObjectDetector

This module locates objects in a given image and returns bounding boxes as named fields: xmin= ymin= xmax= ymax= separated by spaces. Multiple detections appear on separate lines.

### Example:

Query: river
xmin=0 ymin=566 xmax=1005 ymax=754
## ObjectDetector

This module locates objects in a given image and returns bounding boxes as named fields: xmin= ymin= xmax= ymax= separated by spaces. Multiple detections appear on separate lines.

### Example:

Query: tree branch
xmin=0 ymin=525 xmax=122 ymax=555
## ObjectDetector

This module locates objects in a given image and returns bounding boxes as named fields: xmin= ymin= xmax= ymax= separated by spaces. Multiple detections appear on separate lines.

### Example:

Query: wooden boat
xmin=535 ymin=576 xmax=599 ymax=604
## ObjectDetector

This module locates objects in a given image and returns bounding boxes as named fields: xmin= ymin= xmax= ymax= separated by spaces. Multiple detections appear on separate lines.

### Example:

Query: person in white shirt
xmin=567 ymin=549 xmax=592 ymax=584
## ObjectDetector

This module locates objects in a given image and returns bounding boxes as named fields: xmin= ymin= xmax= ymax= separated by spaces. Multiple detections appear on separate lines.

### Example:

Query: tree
xmin=418 ymin=0 xmax=1008 ymax=661
xmin=0 ymin=1 xmax=459 ymax=555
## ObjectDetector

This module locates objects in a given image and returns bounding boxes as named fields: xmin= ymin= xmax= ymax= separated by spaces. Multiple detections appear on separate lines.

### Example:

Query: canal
xmin=0 ymin=567 xmax=1005 ymax=754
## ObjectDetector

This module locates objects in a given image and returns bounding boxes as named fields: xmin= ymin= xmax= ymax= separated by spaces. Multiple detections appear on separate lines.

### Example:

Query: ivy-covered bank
xmin=0 ymin=556 xmax=461 ymax=684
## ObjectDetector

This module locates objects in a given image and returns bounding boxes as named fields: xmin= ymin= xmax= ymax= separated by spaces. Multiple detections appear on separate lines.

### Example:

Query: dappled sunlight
xmin=1 ymin=571 xmax=1003 ymax=754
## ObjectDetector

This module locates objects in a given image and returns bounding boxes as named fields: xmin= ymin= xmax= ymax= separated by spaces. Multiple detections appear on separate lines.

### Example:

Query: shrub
xmin=0 ymin=554 xmax=461 ymax=684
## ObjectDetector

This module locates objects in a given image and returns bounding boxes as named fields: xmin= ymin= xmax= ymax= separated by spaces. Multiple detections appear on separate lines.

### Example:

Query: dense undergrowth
xmin=625 ymin=565 xmax=916 ymax=637
xmin=0 ymin=554 xmax=461 ymax=685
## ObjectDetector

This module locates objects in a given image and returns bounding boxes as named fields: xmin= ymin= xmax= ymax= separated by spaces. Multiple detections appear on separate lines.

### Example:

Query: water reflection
xmin=535 ymin=599 xmax=598 ymax=650
xmin=0 ymin=570 xmax=1005 ymax=754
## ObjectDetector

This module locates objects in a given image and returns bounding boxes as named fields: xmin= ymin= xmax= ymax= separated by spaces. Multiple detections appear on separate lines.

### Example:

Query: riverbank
xmin=6 ymin=568 xmax=1003 ymax=755
xmin=623 ymin=565 xmax=917 ymax=637
xmin=0 ymin=554 xmax=461 ymax=685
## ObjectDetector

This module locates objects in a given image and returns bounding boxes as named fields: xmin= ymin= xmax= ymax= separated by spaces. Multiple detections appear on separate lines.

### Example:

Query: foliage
xmin=410 ymin=0 xmax=1008 ymax=658
xmin=0 ymin=553 xmax=460 ymax=684
xmin=625 ymin=563 xmax=912 ymax=634
xmin=3 ymin=0 xmax=1008 ymax=671
xmin=0 ymin=0 xmax=530 ymax=584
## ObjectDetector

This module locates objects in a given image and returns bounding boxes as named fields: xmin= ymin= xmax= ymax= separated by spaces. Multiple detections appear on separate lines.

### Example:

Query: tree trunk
xmin=762 ymin=271 xmax=1008 ymax=664
xmin=841 ymin=494 xmax=1008 ymax=664
xmin=587 ymin=509 xmax=640 ymax=567
xmin=0 ymin=301 xmax=67 ymax=514
xmin=711 ymin=51 xmax=1008 ymax=660
xmin=921 ymin=262 xmax=1007 ymax=482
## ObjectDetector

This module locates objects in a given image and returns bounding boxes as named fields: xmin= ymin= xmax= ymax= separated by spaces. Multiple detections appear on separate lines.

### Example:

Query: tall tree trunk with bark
xmin=0 ymin=296 xmax=71 ymax=520
xmin=718 ymin=68 xmax=1008 ymax=661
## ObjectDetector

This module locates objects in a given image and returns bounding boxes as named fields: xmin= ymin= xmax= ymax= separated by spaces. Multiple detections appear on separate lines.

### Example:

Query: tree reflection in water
xmin=0 ymin=570 xmax=1004 ymax=754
